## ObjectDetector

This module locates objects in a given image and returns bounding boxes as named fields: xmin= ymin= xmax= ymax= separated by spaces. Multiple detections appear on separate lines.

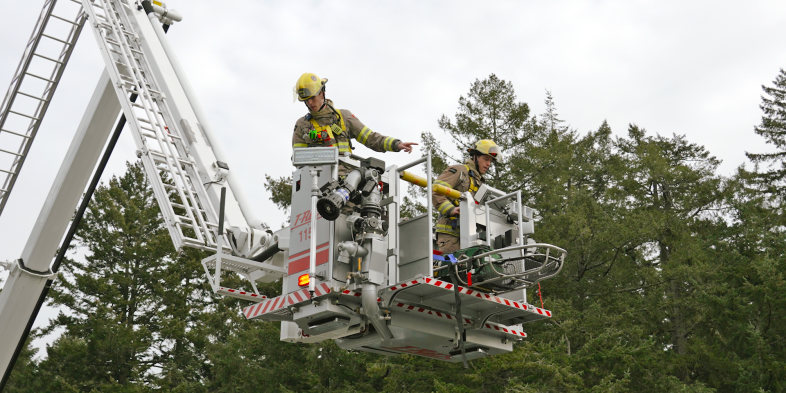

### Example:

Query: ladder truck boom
xmin=0 ymin=0 xmax=568 ymax=384
xmin=0 ymin=0 xmax=271 ymax=383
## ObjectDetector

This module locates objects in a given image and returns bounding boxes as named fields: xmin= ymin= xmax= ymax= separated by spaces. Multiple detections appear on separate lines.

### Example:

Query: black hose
xmin=141 ymin=0 xmax=155 ymax=15
xmin=449 ymin=264 xmax=469 ymax=368
xmin=251 ymin=242 xmax=281 ymax=262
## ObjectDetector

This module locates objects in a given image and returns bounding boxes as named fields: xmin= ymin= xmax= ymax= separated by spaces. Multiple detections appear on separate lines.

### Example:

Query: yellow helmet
xmin=293 ymin=72 xmax=328 ymax=102
xmin=468 ymin=140 xmax=501 ymax=161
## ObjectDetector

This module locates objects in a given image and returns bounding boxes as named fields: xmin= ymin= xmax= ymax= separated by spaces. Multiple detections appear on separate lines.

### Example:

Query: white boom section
xmin=0 ymin=71 xmax=120 ymax=377
xmin=81 ymin=0 xmax=218 ymax=252
xmin=80 ymin=0 xmax=269 ymax=254
xmin=0 ymin=0 xmax=86 ymax=218
xmin=125 ymin=3 xmax=269 ymax=255
xmin=138 ymin=7 xmax=265 ymax=232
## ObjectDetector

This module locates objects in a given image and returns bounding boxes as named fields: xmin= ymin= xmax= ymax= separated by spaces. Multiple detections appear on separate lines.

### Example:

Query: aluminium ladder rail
xmin=81 ymin=0 xmax=221 ymax=252
xmin=0 ymin=0 xmax=86 ymax=218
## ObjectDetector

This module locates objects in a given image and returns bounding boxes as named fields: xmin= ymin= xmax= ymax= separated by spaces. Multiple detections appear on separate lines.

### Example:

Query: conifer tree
xmin=746 ymin=68 xmax=786 ymax=195
xmin=33 ymin=162 xmax=211 ymax=391
xmin=422 ymin=74 xmax=531 ymax=190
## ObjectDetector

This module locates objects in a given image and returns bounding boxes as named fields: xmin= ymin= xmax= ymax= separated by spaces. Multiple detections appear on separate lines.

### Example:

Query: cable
xmin=448 ymin=264 xmax=469 ymax=369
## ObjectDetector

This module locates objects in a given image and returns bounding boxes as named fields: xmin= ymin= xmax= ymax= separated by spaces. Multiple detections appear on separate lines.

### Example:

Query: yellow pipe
xmin=400 ymin=171 xmax=462 ymax=199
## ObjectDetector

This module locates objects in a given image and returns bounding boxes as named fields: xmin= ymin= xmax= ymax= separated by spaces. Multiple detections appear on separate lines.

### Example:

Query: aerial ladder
xmin=0 ymin=0 xmax=566 ymax=385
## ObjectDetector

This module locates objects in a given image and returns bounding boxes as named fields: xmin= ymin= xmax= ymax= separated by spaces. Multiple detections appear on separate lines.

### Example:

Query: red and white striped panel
xmin=339 ymin=289 xmax=382 ymax=302
xmin=483 ymin=322 xmax=527 ymax=338
xmin=392 ymin=302 xmax=472 ymax=324
xmin=391 ymin=302 xmax=527 ymax=339
xmin=388 ymin=277 xmax=553 ymax=318
xmin=340 ymin=289 xmax=362 ymax=298
xmin=243 ymin=283 xmax=332 ymax=319
xmin=218 ymin=287 xmax=267 ymax=302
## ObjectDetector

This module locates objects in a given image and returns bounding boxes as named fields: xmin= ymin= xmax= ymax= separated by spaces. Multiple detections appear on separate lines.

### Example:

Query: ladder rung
xmin=172 ymin=202 xmax=193 ymax=210
xmin=0 ymin=129 xmax=31 ymax=139
xmin=131 ymin=102 xmax=156 ymax=111
xmin=0 ymin=168 xmax=16 ymax=175
xmin=152 ymin=155 xmax=191 ymax=168
xmin=141 ymin=132 xmax=157 ymax=139
xmin=25 ymin=72 xmax=55 ymax=84
xmin=0 ymin=148 xmax=24 ymax=157
xmin=16 ymin=91 xmax=47 ymax=102
xmin=172 ymin=202 xmax=206 ymax=214
xmin=138 ymin=117 xmax=161 ymax=127
xmin=49 ymin=14 xmax=79 ymax=26
xmin=145 ymin=132 xmax=181 ymax=142
xmin=41 ymin=33 xmax=71 ymax=45
xmin=8 ymin=110 xmax=39 ymax=121
xmin=33 ymin=52 xmax=64 ymax=65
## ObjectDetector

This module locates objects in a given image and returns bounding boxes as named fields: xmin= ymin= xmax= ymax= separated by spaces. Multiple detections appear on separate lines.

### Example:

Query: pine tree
xmin=422 ymin=74 xmax=531 ymax=189
xmin=33 ymin=162 xmax=211 ymax=391
xmin=746 ymin=68 xmax=786 ymax=195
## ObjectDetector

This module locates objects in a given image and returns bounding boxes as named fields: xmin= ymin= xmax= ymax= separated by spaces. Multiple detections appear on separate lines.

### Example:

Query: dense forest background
xmin=4 ymin=70 xmax=786 ymax=392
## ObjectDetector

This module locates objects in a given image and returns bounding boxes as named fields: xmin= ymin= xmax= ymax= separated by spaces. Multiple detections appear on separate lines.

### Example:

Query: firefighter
xmin=291 ymin=73 xmax=417 ymax=162
xmin=432 ymin=140 xmax=500 ymax=254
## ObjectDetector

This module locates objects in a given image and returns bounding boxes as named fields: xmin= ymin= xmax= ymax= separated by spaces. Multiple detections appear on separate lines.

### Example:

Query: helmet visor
xmin=486 ymin=144 xmax=500 ymax=158
xmin=295 ymin=80 xmax=323 ymax=101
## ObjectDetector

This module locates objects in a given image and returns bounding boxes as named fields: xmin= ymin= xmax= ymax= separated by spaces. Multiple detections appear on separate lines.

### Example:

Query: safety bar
xmin=484 ymin=190 xmax=525 ymax=252
xmin=470 ymin=242 xmax=566 ymax=261
xmin=399 ymin=170 xmax=462 ymax=199
xmin=444 ymin=243 xmax=566 ymax=292
xmin=396 ymin=156 xmax=427 ymax=172
xmin=393 ymin=154 xmax=434 ymax=277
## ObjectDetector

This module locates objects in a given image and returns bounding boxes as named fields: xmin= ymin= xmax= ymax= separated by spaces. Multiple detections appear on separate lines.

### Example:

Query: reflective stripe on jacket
xmin=292 ymin=108 xmax=401 ymax=155
xmin=431 ymin=159 xmax=485 ymax=237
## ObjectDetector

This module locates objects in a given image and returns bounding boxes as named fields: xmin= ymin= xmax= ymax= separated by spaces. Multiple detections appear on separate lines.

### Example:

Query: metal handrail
xmin=434 ymin=243 xmax=567 ymax=293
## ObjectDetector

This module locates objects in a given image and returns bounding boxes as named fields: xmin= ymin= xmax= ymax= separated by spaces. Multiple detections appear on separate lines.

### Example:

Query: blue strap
xmin=432 ymin=253 xmax=458 ymax=263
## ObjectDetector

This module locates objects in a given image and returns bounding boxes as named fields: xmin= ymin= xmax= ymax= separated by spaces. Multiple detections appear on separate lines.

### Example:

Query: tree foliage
xmin=7 ymin=71 xmax=786 ymax=392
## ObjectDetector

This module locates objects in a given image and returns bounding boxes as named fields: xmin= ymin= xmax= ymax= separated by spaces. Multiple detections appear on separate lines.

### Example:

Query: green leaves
xmin=10 ymin=70 xmax=786 ymax=392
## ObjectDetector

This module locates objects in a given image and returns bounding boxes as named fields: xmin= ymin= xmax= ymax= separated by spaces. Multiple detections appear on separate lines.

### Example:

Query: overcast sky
xmin=1 ymin=0 xmax=785 ymax=353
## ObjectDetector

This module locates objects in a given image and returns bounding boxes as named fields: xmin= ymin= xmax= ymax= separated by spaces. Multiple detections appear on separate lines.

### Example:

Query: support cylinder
xmin=400 ymin=170 xmax=461 ymax=199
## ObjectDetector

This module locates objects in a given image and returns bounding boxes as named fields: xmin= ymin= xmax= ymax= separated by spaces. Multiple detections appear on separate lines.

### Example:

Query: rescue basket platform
xmin=243 ymin=277 xmax=551 ymax=334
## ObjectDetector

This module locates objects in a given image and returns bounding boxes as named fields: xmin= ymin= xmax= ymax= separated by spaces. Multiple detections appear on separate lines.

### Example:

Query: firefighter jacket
xmin=432 ymin=159 xmax=485 ymax=237
xmin=292 ymin=99 xmax=402 ymax=156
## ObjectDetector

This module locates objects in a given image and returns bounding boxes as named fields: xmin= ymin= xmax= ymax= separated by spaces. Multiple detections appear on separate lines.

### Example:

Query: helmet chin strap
xmin=304 ymin=91 xmax=328 ymax=113
xmin=318 ymin=91 xmax=327 ymax=112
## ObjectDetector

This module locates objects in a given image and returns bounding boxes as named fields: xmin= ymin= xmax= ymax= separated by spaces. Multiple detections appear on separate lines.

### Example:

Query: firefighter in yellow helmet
xmin=291 ymin=73 xmax=417 ymax=161
xmin=432 ymin=140 xmax=501 ymax=254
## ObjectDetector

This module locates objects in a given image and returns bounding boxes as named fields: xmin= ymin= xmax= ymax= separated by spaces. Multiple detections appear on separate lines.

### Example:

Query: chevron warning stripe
xmin=243 ymin=283 xmax=331 ymax=319
xmin=386 ymin=277 xmax=553 ymax=318
xmin=390 ymin=302 xmax=527 ymax=338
